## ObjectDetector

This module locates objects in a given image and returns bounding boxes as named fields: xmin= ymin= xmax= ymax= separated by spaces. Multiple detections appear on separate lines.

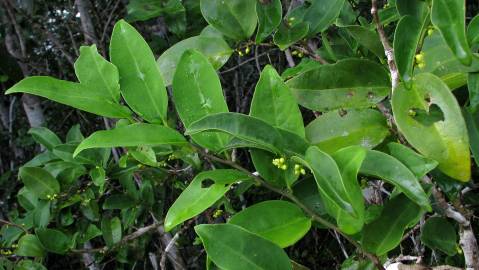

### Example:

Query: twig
xmin=160 ymin=232 xmax=181 ymax=270
xmin=371 ymin=0 xmax=399 ymax=91
xmin=284 ymin=48 xmax=296 ymax=67
xmin=0 ymin=219 xmax=28 ymax=234
xmin=197 ymin=149 xmax=385 ymax=270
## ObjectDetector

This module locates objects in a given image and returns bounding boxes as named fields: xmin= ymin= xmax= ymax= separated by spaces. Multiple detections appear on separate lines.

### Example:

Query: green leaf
xmin=362 ymin=194 xmax=421 ymax=255
xmin=74 ymin=45 xmax=120 ymax=102
xmin=255 ymin=0 xmax=282 ymax=43
xmin=464 ymin=109 xmax=479 ymax=167
xmin=396 ymin=0 xmax=428 ymax=19
xmin=250 ymin=65 xmax=305 ymax=137
xmin=28 ymin=127 xmax=61 ymax=151
xmin=103 ymin=194 xmax=137 ymax=210
xmin=35 ymin=228 xmax=71 ymax=254
xmin=416 ymin=31 xmax=479 ymax=90
xmin=387 ymin=142 xmax=438 ymax=178
xmin=101 ymin=217 xmax=122 ymax=247
xmin=420 ymin=217 xmax=457 ymax=256
xmin=273 ymin=21 xmax=309 ymax=51
xmin=187 ymin=112 xmax=284 ymax=154
xmin=229 ymin=200 xmax=311 ymax=248
xmin=286 ymin=59 xmax=390 ymax=111
xmin=431 ymin=0 xmax=473 ymax=66
xmin=110 ymin=20 xmax=168 ymax=124
xmin=74 ymin=123 xmax=187 ymax=157
xmin=16 ymin=260 xmax=47 ymax=270
xmin=392 ymin=73 xmax=470 ymax=181
xmin=302 ymin=0 xmax=345 ymax=35
xmin=19 ymin=167 xmax=60 ymax=200
xmin=200 ymin=0 xmax=257 ymax=40
xmin=342 ymin=25 xmax=384 ymax=58
xmin=195 ymin=224 xmax=292 ymax=270
xmin=16 ymin=234 xmax=45 ymax=257
xmin=165 ymin=170 xmax=251 ymax=231
xmin=297 ymin=146 xmax=365 ymax=234
xmin=4 ymin=77 xmax=131 ymax=118
xmin=157 ymin=33 xmax=232 ymax=86
xmin=467 ymin=14 xmax=479 ymax=47
xmin=90 ymin=167 xmax=106 ymax=187
xmin=66 ymin=124 xmax=84 ymax=142
xmin=360 ymin=150 xmax=431 ymax=210
xmin=394 ymin=15 xmax=427 ymax=84
xmin=172 ymin=49 xmax=230 ymax=151
xmin=305 ymin=109 xmax=389 ymax=154
xmin=33 ymin=200 xmax=51 ymax=228
xmin=467 ymin=73 xmax=479 ymax=112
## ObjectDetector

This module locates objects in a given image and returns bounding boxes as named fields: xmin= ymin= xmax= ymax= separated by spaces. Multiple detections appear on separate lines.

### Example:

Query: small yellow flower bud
xmin=300 ymin=168 xmax=306 ymax=175
xmin=238 ymin=51 xmax=244 ymax=56
xmin=245 ymin=47 xmax=251 ymax=54
xmin=408 ymin=109 xmax=417 ymax=117
xmin=280 ymin=164 xmax=287 ymax=170
xmin=417 ymin=62 xmax=426 ymax=69
xmin=415 ymin=53 xmax=424 ymax=62
xmin=279 ymin=157 xmax=285 ymax=164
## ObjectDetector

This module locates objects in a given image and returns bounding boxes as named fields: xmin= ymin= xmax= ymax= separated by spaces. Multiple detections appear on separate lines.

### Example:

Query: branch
xmin=371 ymin=0 xmax=399 ymax=91
xmin=197 ymin=149 xmax=385 ymax=270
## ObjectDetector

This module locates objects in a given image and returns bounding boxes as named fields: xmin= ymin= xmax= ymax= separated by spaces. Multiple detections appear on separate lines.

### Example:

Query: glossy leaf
xmin=229 ymin=200 xmax=311 ymax=248
xmin=249 ymin=65 xmax=305 ymax=187
xmin=256 ymin=0 xmax=282 ymax=43
xmin=387 ymin=142 xmax=438 ymax=178
xmin=431 ymin=0 xmax=473 ymax=66
xmin=467 ymin=14 xmax=479 ymax=46
xmin=16 ymin=234 xmax=45 ymax=257
xmin=362 ymin=194 xmax=421 ymax=255
xmin=360 ymin=150 xmax=431 ymax=210
xmin=172 ymin=49 xmax=229 ymax=151
xmin=5 ymin=77 xmax=131 ymax=118
xmin=392 ymin=73 xmax=470 ymax=181
xmin=305 ymin=109 xmax=389 ymax=154
xmin=297 ymin=146 xmax=365 ymax=234
xmin=74 ymin=123 xmax=187 ymax=157
xmin=28 ymin=127 xmax=62 ymax=151
xmin=157 ymin=33 xmax=232 ymax=86
xmin=394 ymin=15 xmax=425 ymax=84
xmin=35 ymin=228 xmax=71 ymax=254
xmin=101 ymin=217 xmax=122 ymax=247
xmin=195 ymin=224 xmax=292 ymax=270
xmin=110 ymin=20 xmax=168 ymax=124
xmin=416 ymin=32 xmax=479 ymax=90
xmin=200 ymin=0 xmax=257 ymax=40
xmin=187 ymin=113 xmax=284 ymax=154
xmin=19 ymin=167 xmax=60 ymax=200
xmin=74 ymin=45 xmax=120 ymax=102
xmin=420 ymin=217 xmax=457 ymax=256
xmin=468 ymin=73 xmax=479 ymax=112
xmin=273 ymin=21 xmax=309 ymax=51
xmin=343 ymin=26 xmax=383 ymax=58
xmin=286 ymin=59 xmax=390 ymax=111
xmin=302 ymin=0 xmax=345 ymax=35
xmin=165 ymin=170 xmax=251 ymax=231
xmin=396 ymin=0 xmax=428 ymax=19
xmin=464 ymin=109 xmax=479 ymax=167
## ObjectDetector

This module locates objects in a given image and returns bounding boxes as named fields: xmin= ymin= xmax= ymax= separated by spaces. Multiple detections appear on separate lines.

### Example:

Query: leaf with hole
xmin=392 ymin=73 xmax=470 ymax=181
xmin=165 ymin=170 xmax=251 ymax=231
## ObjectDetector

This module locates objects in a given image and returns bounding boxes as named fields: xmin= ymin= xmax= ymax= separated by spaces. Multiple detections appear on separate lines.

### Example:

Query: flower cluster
xmin=272 ymin=157 xmax=287 ymax=170
xmin=46 ymin=193 xmax=58 ymax=201
xmin=415 ymin=52 xmax=426 ymax=69
xmin=294 ymin=164 xmax=306 ymax=176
